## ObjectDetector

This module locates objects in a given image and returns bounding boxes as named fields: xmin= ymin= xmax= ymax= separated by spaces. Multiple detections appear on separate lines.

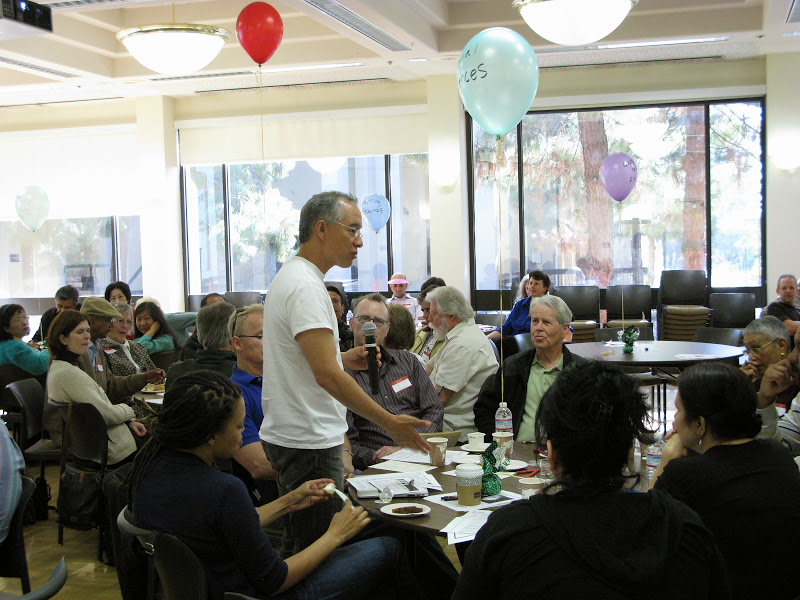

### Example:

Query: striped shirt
xmin=758 ymin=393 xmax=800 ymax=457
xmin=345 ymin=347 xmax=442 ymax=470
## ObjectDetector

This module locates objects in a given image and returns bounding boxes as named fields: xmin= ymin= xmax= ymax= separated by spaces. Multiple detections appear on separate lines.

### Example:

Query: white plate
xmin=141 ymin=383 xmax=165 ymax=393
xmin=461 ymin=442 xmax=490 ymax=453
xmin=501 ymin=459 xmax=528 ymax=471
xmin=380 ymin=503 xmax=431 ymax=518
xmin=450 ymin=454 xmax=481 ymax=464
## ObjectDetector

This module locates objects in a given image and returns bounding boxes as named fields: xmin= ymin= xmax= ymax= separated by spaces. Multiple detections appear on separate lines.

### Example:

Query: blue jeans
xmin=274 ymin=536 xmax=420 ymax=600
xmin=265 ymin=443 xmax=344 ymax=557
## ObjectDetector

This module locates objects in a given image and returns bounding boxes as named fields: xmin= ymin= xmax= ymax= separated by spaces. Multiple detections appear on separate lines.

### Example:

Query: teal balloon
xmin=458 ymin=27 xmax=539 ymax=136
xmin=362 ymin=193 xmax=390 ymax=232
xmin=15 ymin=185 xmax=50 ymax=232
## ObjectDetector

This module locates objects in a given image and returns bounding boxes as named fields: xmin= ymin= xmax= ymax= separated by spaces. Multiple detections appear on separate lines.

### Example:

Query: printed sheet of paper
xmin=441 ymin=510 xmax=492 ymax=544
xmin=380 ymin=448 xmax=470 ymax=466
xmin=439 ymin=469 xmax=514 ymax=479
xmin=424 ymin=491 xmax=521 ymax=513
xmin=370 ymin=460 xmax=436 ymax=473
xmin=347 ymin=471 xmax=442 ymax=497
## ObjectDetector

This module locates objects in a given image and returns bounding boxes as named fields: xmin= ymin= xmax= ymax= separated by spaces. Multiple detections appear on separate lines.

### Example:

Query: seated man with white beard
xmin=425 ymin=286 xmax=498 ymax=443
xmin=344 ymin=293 xmax=442 ymax=471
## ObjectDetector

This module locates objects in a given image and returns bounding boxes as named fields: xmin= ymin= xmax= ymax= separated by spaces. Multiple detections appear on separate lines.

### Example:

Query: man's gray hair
xmin=743 ymin=315 xmax=790 ymax=344
xmin=427 ymin=286 xmax=474 ymax=322
xmin=228 ymin=304 xmax=263 ymax=338
xmin=298 ymin=191 xmax=358 ymax=244
xmin=351 ymin=293 xmax=389 ymax=316
xmin=197 ymin=301 xmax=237 ymax=349
xmin=529 ymin=295 xmax=573 ymax=327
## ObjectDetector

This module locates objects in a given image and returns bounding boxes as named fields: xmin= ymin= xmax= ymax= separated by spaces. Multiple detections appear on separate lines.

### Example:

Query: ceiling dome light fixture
xmin=513 ymin=0 xmax=637 ymax=46
xmin=117 ymin=24 xmax=230 ymax=76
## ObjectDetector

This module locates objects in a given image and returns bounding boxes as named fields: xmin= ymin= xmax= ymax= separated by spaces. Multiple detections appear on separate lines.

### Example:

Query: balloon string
xmin=496 ymin=133 xmax=504 ymax=404
xmin=257 ymin=66 xmax=264 ymax=162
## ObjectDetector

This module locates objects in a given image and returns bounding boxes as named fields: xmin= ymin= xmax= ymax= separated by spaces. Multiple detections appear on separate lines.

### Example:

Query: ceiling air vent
xmin=47 ymin=0 xmax=166 ymax=9
xmin=301 ymin=0 xmax=410 ymax=51
xmin=0 ymin=55 xmax=78 ymax=78
xmin=788 ymin=0 xmax=800 ymax=23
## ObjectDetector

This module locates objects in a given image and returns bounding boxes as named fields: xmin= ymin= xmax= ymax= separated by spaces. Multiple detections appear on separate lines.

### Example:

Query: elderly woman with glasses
xmin=100 ymin=303 xmax=157 ymax=376
xmin=740 ymin=316 xmax=798 ymax=407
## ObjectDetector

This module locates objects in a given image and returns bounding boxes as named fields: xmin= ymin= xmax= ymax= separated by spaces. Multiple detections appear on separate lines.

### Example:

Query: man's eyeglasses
xmin=330 ymin=221 xmax=363 ymax=239
xmin=355 ymin=315 xmax=389 ymax=327
xmin=744 ymin=338 xmax=780 ymax=357
xmin=232 ymin=308 xmax=263 ymax=339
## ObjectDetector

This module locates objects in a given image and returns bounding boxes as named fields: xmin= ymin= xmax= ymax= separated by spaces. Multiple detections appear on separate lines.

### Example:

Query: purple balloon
xmin=599 ymin=152 xmax=638 ymax=202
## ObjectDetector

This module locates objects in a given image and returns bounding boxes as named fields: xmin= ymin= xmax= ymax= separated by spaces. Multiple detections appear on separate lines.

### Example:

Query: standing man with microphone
xmin=261 ymin=192 xmax=431 ymax=558
xmin=344 ymin=293 xmax=442 ymax=471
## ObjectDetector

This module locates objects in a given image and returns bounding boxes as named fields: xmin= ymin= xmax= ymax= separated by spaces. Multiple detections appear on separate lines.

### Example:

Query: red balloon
xmin=236 ymin=2 xmax=284 ymax=66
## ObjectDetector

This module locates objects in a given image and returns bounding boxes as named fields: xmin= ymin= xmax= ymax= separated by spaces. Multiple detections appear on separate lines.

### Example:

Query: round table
xmin=566 ymin=340 xmax=743 ymax=368
xmin=349 ymin=444 xmax=537 ymax=537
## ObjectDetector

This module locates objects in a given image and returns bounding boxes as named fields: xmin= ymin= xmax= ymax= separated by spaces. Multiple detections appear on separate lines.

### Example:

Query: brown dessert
xmin=392 ymin=505 xmax=423 ymax=514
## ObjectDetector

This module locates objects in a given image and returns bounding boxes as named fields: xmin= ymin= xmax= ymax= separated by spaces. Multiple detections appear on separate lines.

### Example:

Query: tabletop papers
xmin=675 ymin=353 xmax=718 ymax=359
xmin=380 ymin=448 xmax=470 ymax=466
xmin=441 ymin=510 xmax=492 ymax=545
xmin=347 ymin=471 xmax=443 ymax=498
xmin=370 ymin=460 xmax=436 ymax=473
xmin=439 ymin=469 xmax=514 ymax=479
xmin=425 ymin=491 xmax=521 ymax=513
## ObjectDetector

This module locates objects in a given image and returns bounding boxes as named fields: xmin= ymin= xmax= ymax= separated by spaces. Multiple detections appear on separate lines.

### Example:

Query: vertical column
xmin=135 ymin=96 xmax=184 ymax=312
xmin=765 ymin=53 xmax=800 ymax=289
xmin=427 ymin=75 xmax=470 ymax=294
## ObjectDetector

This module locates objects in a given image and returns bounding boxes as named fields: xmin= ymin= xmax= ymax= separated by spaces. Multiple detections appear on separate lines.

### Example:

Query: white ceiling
xmin=0 ymin=0 xmax=797 ymax=108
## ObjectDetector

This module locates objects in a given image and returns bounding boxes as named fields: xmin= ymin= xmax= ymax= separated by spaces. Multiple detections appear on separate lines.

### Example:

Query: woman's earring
xmin=697 ymin=435 xmax=702 ymax=448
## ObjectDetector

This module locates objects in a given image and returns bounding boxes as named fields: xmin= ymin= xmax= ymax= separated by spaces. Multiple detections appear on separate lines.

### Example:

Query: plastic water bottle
xmin=646 ymin=434 xmax=665 ymax=482
xmin=495 ymin=401 xmax=513 ymax=434
xmin=631 ymin=439 xmax=642 ymax=474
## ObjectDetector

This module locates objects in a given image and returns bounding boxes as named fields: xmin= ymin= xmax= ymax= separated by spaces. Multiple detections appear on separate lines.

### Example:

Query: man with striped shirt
xmin=757 ymin=326 xmax=800 ymax=456
xmin=344 ymin=293 xmax=443 ymax=471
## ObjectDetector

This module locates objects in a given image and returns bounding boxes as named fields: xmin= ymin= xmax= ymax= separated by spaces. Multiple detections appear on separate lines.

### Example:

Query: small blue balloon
xmin=458 ymin=27 xmax=539 ymax=136
xmin=362 ymin=193 xmax=390 ymax=232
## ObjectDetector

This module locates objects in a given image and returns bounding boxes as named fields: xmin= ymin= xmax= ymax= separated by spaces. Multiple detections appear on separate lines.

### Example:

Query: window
xmin=470 ymin=100 xmax=764 ymax=299
xmin=183 ymin=154 xmax=431 ymax=295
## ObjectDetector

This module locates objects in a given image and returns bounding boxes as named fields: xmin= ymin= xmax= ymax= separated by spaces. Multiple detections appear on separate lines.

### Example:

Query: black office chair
xmin=152 ymin=532 xmax=208 ymax=600
xmin=605 ymin=284 xmax=652 ymax=328
xmin=0 ymin=476 xmax=35 ymax=594
xmin=6 ymin=379 xmax=62 ymax=482
xmin=117 ymin=506 xmax=158 ymax=600
xmin=513 ymin=333 xmax=534 ymax=354
xmin=708 ymin=293 xmax=757 ymax=329
xmin=149 ymin=350 xmax=179 ymax=371
xmin=658 ymin=270 xmax=708 ymax=306
xmin=7 ymin=558 xmax=67 ymax=600
xmin=693 ymin=327 xmax=743 ymax=346
xmin=223 ymin=291 xmax=263 ymax=307
xmin=552 ymin=285 xmax=600 ymax=322
xmin=56 ymin=402 xmax=110 ymax=562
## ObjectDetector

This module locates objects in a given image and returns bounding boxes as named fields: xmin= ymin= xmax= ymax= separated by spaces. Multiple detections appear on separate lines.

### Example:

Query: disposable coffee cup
xmin=519 ymin=477 xmax=546 ymax=499
xmin=455 ymin=464 xmax=483 ymax=506
xmin=467 ymin=432 xmax=485 ymax=447
xmin=492 ymin=431 xmax=514 ymax=460
xmin=427 ymin=437 xmax=448 ymax=467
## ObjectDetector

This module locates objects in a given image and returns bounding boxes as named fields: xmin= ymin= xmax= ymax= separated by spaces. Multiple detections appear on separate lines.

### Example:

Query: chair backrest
xmin=66 ymin=403 xmax=109 ymax=466
xmin=551 ymin=286 xmax=600 ymax=321
xmin=708 ymin=293 xmax=757 ymax=329
xmin=513 ymin=333 xmax=534 ymax=354
xmin=0 ymin=476 xmax=36 ymax=591
xmin=474 ymin=313 xmax=505 ymax=327
xmin=0 ymin=364 xmax=33 ymax=413
xmin=223 ymin=291 xmax=263 ymax=308
xmin=6 ymin=378 xmax=46 ymax=446
xmin=605 ymin=285 xmax=652 ymax=322
xmin=660 ymin=305 xmax=711 ymax=341
xmin=420 ymin=430 xmax=462 ymax=446
xmin=693 ymin=327 xmax=743 ymax=346
xmin=568 ymin=322 xmax=599 ymax=343
xmin=595 ymin=327 xmax=655 ymax=342
xmin=149 ymin=350 xmax=179 ymax=371
xmin=152 ymin=532 xmax=208 ymax=600
xmin=19 ymin=557 xmax=67 ymax=600
xmin=486 ymin=338 xmax=501 ymax=363
xmin=658 ymin=270 xmax=707 ymax=307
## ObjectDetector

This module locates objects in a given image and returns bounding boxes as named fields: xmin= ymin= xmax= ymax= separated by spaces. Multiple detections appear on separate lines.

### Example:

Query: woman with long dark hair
xmin=133 ymin=301 xmax=181 ymax=354
xmin=0 ymin=303 xmax=49 ymax=375
xmin=128 ymin=370 xmax=419 ymax=600
xmin=455 ymin=361 xmax=730 ymax=600
xmin=651 ymin=362 xmax=800 ymax=600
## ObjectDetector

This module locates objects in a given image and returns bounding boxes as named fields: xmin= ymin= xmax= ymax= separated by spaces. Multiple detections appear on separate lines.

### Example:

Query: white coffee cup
xmin=427 ymin=437 xmax=448 ymax=467
xmin=467 ymin=432 xmax=485 ymax=447
xmin=519 ymin=477 xmax=546 ymax=499
xmin=492 ymin=431 xmax=514 ymax=459
xmin=455 ymin=463 xmax=483 ymax=506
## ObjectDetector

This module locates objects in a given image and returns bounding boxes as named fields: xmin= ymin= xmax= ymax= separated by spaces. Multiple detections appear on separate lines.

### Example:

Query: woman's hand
xmin=758 ymin=358 xmax=800 ymax=406
xmin=740 ymin=361 xmax=760 ymax=380
xmin=285 ymin=479 xmax=333 ymax=514
xmin=325 ymin=501 xmax=370 ymax=546
xmin=146 ymin=321 xmax=161 ymax=338
xmin=660 ymin=433 xmax=689 ymax=463
xmin=128 ymin=421 xmax=147 ymax=436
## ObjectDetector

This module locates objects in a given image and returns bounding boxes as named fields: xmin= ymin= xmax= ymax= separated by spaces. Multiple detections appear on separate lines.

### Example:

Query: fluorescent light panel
xmin=597 ymin=37 xmax=728 ymax=49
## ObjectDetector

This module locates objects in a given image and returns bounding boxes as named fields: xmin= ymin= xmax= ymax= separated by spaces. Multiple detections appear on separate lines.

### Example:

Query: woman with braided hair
xmin=454 ymin=361 xmax=730 ymax=600
xmin=128 ymin=370 xmax=419 ymax=600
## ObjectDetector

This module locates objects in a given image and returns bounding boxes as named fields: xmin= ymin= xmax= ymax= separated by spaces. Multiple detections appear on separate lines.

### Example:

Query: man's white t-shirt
xmin=260 ymin=256 xmax=347 ymax=449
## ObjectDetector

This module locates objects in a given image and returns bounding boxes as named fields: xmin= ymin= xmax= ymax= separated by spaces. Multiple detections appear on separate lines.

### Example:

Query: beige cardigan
xmin=47 ymin=359 xmax=137 ymax=465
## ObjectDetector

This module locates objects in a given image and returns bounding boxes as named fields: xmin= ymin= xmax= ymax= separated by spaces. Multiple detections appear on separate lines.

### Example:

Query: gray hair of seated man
xmin=228 ymin=304 xmax=263 ymax=339
xmin=743 ymin=315 xmax=790 ymax=344
xmin=426 ymin=286 xmax=475 ymax=323
xmin=55 ymin=284 xmax=80 ymax=303
xmin=197 ymin=301 xmax=237 ymax=349
xmin=298 ymin=191 xmax=358 ymax=245
xmin=529 ymin=295 xmax=573 ymax=328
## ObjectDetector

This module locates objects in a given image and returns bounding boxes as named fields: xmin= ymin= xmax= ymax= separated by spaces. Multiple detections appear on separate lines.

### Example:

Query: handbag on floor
xmin=57 ymin=463 xmax=102 ymax=530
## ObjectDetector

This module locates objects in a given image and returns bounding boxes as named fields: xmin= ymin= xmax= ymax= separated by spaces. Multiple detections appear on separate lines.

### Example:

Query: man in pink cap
xmin=388 ymin=272 xmax=422 ymax=322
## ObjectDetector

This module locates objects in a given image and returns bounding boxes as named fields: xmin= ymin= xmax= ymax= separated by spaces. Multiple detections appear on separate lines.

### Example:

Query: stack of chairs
xmin=552 ymin=285 xmax=600 ymax=343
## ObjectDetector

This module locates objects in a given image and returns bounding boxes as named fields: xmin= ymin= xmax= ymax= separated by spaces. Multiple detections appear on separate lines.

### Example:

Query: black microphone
xmin=363 ymin=321 xmax=380 ymax=395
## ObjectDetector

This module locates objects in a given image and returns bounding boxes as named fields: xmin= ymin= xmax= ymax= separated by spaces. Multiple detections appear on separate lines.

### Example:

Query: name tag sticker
xmin=391 ymin=376 xmax=412 ymax=393
xmin=103 ymin=348 xmax=116 ymax=354
xmin=96 ymin=362 xmax=103 ymax=372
